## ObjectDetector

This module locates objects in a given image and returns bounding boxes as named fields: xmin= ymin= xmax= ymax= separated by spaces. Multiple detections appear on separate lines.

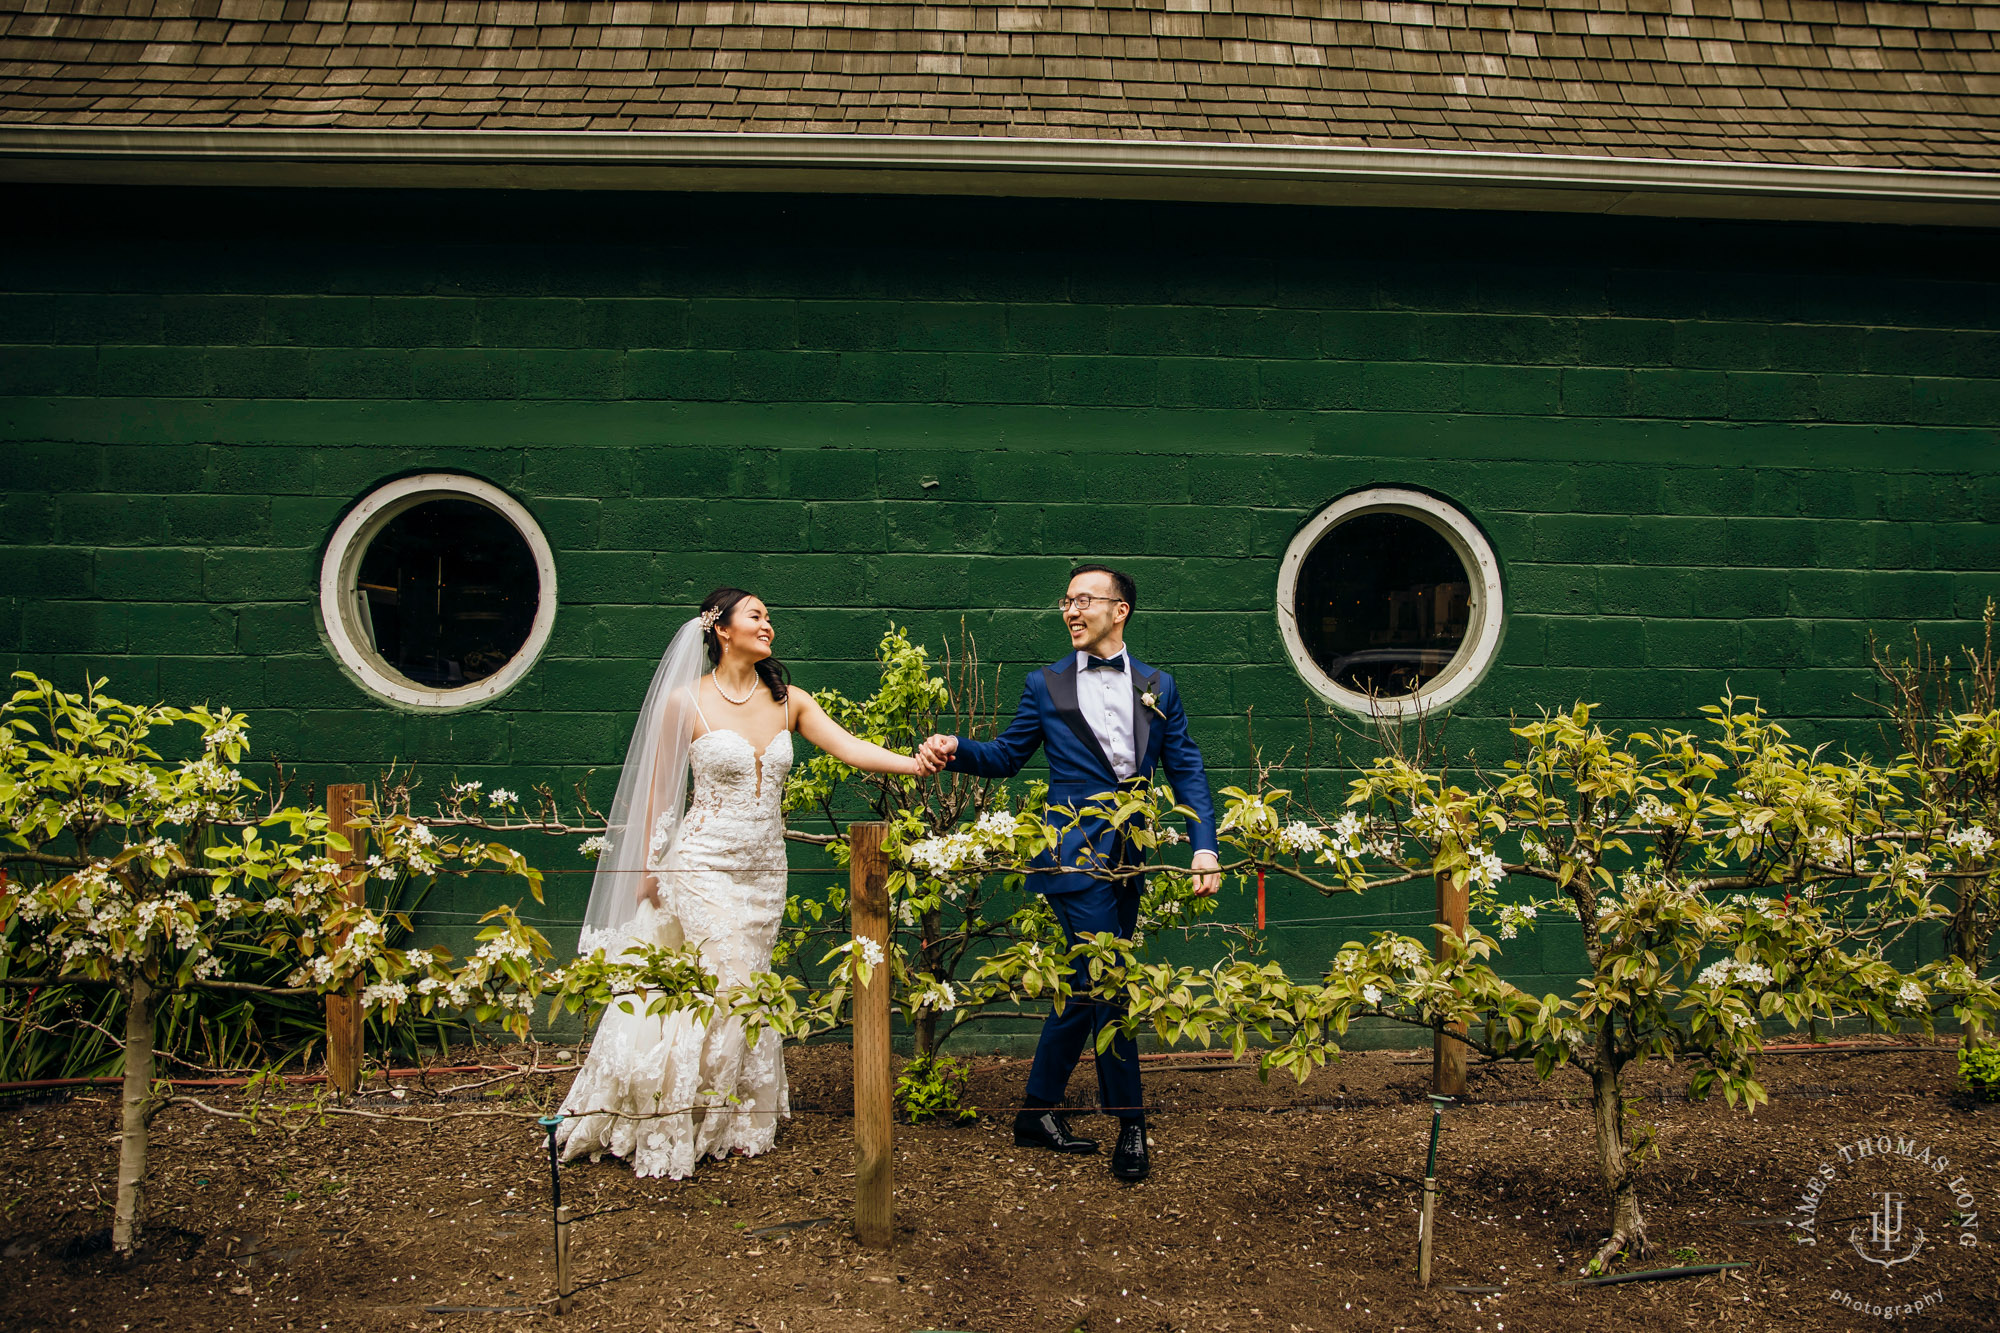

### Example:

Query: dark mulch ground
xmin=3 ymin=1040 xmax=1996 ymax=1333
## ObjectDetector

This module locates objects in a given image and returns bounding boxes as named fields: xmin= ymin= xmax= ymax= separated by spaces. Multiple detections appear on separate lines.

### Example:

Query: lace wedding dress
xmin=555 ymin=726 xmax=794 ymax=1179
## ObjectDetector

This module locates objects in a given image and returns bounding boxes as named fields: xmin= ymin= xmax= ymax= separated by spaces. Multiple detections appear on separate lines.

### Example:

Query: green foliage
xmin=893 ymin=1053 xmax=978 ymax=1125
xmin=0 ymin=673 xmax=555 ymax=1048
xmin=783 ymin=623 xmax=946 ymax=826
xmin=1959 ymin=1041 xmax=2000 ymax=1101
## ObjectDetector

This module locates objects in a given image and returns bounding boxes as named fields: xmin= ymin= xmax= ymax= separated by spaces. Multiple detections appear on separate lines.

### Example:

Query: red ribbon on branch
xmin=1256 ymin=868 xmax=1266 ymax=931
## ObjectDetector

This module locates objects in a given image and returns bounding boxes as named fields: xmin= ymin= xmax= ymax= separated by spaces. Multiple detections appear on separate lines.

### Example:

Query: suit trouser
xmin=1024 ymin=877 xmax=1143 ymax=1122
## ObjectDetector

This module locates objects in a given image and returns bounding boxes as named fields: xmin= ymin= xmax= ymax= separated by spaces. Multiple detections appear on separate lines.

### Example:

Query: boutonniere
xmin=1139 ymin=689 xmax=1164 ymax=720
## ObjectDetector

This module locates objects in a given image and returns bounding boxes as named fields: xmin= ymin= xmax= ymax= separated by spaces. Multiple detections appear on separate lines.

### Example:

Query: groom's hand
xmin=1190 ymin=850 xmax=1220 ymax=897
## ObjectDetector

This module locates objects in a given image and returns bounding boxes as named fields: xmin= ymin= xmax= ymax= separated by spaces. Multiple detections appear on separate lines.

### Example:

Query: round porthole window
xmin=1277 ymin=487 xmax=1503 ymax=717
xmin=319 ymin=474 xmax=556 ymax=709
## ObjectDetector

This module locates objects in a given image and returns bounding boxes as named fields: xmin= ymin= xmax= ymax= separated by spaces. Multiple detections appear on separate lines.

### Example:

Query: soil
xmin=2 ymin=1040 xmax=1996 ymax=1333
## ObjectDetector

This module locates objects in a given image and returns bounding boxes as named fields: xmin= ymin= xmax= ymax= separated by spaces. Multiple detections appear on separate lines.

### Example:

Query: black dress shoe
xmin=1109 ymin=1120 xmax=1149 ymax=1182
xmin=1013 ymin=1107 xmax=1099 ymax=1154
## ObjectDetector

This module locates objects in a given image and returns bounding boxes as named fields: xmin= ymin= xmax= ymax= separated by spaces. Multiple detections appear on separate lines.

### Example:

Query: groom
xmin=917 ymin=564 xmax=1219 ymax=1183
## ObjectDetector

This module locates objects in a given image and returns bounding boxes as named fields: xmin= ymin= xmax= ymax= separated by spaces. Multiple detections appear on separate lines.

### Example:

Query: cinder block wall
xmin=3 ymin=187 xmax=1996 ymax=1017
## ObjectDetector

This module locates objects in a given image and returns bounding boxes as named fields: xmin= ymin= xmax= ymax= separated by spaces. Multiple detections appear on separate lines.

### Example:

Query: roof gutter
xmin=3 ymin=126 xmax=1997 ymax=226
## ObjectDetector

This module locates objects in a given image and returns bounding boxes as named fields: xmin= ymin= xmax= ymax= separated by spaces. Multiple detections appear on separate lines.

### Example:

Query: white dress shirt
xmin=1074 ymin=649 xmax=1137 ymax=780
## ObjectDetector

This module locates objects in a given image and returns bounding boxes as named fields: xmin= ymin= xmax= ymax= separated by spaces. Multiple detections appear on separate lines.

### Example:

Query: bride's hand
xmin=636 ymin=874 xmax=661 ymax=907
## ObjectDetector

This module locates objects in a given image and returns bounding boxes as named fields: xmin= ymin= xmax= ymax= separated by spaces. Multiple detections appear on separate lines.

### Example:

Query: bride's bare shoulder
xmin=787 ymin=685 xmax=824 ymax=728
xmin=674 ymin=680 xmax=712 ymax=736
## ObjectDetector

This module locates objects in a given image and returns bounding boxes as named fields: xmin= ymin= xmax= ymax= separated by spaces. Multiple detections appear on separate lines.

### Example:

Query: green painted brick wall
xmin=2 ymin=187 xmax=1995 ymax=1013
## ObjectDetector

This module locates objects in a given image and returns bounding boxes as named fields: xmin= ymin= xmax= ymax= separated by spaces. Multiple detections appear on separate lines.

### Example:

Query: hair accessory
xmin=698 ymin=607 xmax=721 ymax=632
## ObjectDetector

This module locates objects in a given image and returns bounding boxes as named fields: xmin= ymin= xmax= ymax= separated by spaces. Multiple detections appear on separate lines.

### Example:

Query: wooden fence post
xmin=324 ymin=784 xmax=367 ymax=1100
xmin=848 ymin=821 xmax=894 ymax=1249
xmin=1432 ymin=868 xmax=1468 ymax=1098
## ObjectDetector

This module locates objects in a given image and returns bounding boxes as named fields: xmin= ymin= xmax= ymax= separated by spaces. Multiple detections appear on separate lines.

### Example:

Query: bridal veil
xmin=577 ymin=615 xmax=705 ymax=956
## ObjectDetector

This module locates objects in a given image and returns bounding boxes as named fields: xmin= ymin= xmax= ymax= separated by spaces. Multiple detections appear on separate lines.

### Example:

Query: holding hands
xmin=916 ymin=733 xmax=957 ymax=776
xmin=914 ymin=733 xmax=1220 ymax=894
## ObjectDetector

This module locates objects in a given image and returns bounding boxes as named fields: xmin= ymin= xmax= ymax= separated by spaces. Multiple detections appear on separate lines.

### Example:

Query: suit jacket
xmin=945 ymin=652 xmax=1218 ymax=895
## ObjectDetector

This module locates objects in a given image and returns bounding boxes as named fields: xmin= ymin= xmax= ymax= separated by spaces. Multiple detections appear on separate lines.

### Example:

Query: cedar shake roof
xmin=0 ymin=1 xmax=1996 ymax=174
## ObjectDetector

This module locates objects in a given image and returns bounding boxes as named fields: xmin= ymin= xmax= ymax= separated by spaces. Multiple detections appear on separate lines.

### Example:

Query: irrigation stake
xmin=538 ymin=1115 xmax=572 ymax=1314
xmin=1418 ymin=1093 xmax=1452 ymax=1287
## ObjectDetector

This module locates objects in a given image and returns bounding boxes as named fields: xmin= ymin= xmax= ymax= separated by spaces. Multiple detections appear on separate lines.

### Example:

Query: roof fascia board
xmin=3 ymin=127 xmax=1997 ymax=226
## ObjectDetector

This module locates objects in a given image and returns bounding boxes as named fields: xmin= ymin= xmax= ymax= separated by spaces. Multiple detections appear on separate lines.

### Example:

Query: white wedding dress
xmin=556 ymin=724 xmax=794 ymax=1179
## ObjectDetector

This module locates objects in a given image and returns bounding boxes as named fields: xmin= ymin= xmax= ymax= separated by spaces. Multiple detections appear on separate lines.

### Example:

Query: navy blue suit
xmin=946 ymin=651 xmax=1217 ymax=1121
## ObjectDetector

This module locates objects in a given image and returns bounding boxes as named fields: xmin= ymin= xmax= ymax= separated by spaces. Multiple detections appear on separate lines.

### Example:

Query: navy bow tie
xmin=1084 ymin=654 xmax=1124 ymax=672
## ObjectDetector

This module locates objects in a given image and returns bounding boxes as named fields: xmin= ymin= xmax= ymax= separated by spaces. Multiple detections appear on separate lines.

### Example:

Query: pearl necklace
xmin=713 ymin=672 xmax=758 ymax=706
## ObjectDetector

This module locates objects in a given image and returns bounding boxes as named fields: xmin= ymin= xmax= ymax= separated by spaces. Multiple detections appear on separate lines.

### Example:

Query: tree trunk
xmin=914 ymin=907 xmax=942 ymax=1059
xmin=1587 ymin=1022 xmax=1650 ymax=1270
xmin=111 ymin=971 xmax=155 ymax=1255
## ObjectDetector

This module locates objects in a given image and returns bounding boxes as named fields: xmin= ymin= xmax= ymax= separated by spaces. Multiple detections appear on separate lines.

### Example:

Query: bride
xmin=556 ymin=586 xmax=933 ymax=1179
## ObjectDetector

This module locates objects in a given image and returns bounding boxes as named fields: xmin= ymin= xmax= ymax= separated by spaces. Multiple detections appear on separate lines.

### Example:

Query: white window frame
xmin=318 ymin=473 xmax=557 ymax=710
xmin=1276 ymin=486 xmax=1504 ymax=718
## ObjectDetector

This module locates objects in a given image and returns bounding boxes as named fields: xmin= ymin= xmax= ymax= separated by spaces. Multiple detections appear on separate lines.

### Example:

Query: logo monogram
xmin=1852 ymin=1191 xmax=1926 ymax=1268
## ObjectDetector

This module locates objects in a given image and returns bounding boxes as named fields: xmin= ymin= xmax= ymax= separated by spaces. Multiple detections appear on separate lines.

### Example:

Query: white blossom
xmin=1388 ymin=939 xmax=1426 ymax=972
xmin=1278 ymin=821 xmax=1325 ymax=854
xmin=1697 ymin=958 xmax=1773 ymax=989
xmin=1896 ymin=981 xmax=1927 ymax=1007
xmin=579 ymin=834 xmax=610 ymax=860
xmin=362 ymin=981 xmax=410 ymax=1011
xmin=1361 ymin=984 xmax=1383 ymax=1005
xmin=1468 ymin=848 xmax=1507 ymax=889
xmin=489 ymin=788 xmax=519 ymax=806
xmin=1946 ymin=824 xmax=1994 ymax=859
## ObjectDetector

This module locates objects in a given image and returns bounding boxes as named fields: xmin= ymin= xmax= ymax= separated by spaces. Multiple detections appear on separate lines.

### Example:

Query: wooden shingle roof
xmin=2 ymin=0 xmax=1998 ymax=173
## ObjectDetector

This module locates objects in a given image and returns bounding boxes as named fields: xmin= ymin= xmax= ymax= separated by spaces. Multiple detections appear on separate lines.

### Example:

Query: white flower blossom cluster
xmin=904 ymin=831 xmax=987 ymax=878
xmin=289 ymin=954 xmax=340 ymax=988
xmin=1946 ymin=824 xmax=1994 ymax=859
xmin=1360 ymin=984 xmax=1383 ymax=1005
xmin=1408 ymin=805 xmax=1453 ymax=840
xmin=202 ymin=717 xmax=248 ymax=752
xmin=362 ymin=980 xmax=410 ymax=1011
xmin=1388 ymin=939 xmax=1427 ymax=972
xmin=1325 ymin=812 xmax=1360 ymax=854
xmin=1495 ymin=903 xmax=1538 ymax=940
xmin=1634 ymin=795 xmax=1680 ymax=828
xmin=974 ymin=811 xmax=1017 ymax=839
xmin=1896 ymin=980 xmax=1928 ymax=1008
xmin=1277 ymin=821 xmax=1325 ymax=854
xmin=415 ymin=973 xmax=474 ymax=1008
xmin=846 ymin=935 xmax=885 ymax=969
xmin=1803 ymin=827 xmax=1852 ymax=865
xmin=578 ymin=834 xmax=610 ymax=860
xmin=914 ymin=980 xmax=959 ymax=1013
xmin=474 ymin=935 xmax=534 ymax=965
xmin=1697 ymin=958 xmax=1774 ymax=989
xmin=1900 ymin=857 xmax=1929 ymax=884
xmin=1520 ymin=834 xmax=1554 ymax=867
xmin=1467 ymin=848 xmax=1507 ymax=889
xmin=489 ymin=787 xmax=519 ymax=806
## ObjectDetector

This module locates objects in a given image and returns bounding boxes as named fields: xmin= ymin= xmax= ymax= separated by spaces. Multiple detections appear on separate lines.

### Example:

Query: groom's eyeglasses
xmin=1056 ymin=594 xmax=1128 ymax=613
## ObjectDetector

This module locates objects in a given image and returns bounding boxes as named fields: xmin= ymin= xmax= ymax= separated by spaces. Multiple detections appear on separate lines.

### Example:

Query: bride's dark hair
xmin=699 ymin=587 xmax=790 ymax=703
